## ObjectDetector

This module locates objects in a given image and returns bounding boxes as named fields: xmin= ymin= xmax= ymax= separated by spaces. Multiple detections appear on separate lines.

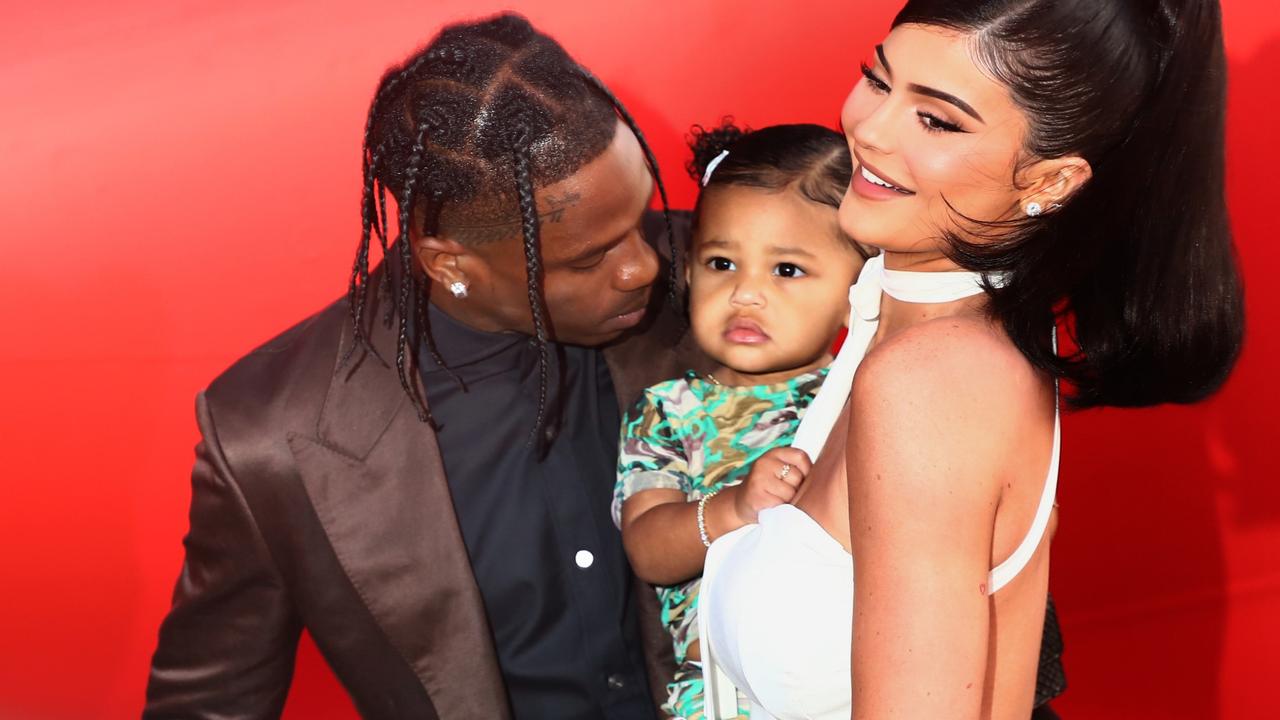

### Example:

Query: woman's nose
xmin=850 ymin=96 xmax=897 ymax=157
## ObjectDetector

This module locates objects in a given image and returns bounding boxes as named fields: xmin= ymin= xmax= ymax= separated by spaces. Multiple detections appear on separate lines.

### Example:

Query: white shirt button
xmin=575 ymin=550 xmax=594 ymax=569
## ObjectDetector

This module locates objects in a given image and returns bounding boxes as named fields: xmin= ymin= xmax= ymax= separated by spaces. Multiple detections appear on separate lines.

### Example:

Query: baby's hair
xmin=687 ymin=119 xmax=868 ymax=258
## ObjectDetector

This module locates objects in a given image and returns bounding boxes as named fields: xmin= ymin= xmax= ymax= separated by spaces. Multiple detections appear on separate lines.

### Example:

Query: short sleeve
xmin=612 ymin=388 xmax=692 ymax=528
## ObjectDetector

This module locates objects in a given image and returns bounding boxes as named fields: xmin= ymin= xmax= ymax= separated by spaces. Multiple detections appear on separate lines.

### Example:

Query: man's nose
xmin=615 ymin=231 xmax=660 ymax=292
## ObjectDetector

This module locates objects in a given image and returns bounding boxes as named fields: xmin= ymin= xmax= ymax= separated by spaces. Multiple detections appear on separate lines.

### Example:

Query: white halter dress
xmin=697 ymin=255 xmax=1060 ymax=720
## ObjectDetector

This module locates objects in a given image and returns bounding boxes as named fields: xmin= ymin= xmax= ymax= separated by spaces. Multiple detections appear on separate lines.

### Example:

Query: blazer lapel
xmin=289 ymin=273 xmax=510 ymax=719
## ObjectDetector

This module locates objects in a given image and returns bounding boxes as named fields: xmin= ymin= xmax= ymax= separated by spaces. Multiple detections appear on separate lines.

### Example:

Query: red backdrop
xmin=1 ymin=1 xmax=1276 ymax=718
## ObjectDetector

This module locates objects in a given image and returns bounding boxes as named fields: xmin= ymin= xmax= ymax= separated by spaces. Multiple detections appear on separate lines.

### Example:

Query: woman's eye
xmin=774 ymin=263 xmax=807 ymax=278
xmin=707 ymin=256 xmax=736 ymax=272
xmin=859 ymin=63 xmax=890 ymax=95
xmin=918 ymin=112 xmax=963 ymax=134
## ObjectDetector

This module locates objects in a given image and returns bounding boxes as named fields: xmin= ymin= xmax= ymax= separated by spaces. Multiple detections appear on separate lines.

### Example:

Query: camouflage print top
xmin=612 ymin=367 xmax=828 ymax=667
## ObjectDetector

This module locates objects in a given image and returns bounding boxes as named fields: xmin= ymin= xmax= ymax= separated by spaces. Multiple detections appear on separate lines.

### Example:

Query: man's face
xmin=418 ymin=120 xmax=660 ymax=347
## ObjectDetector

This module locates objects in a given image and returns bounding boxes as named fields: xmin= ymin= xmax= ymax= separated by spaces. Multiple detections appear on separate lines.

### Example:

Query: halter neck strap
xmin=881 ymin=263 xmax=994 ymax=304
xmin=791 ymin=255 xmax=993 ymax=458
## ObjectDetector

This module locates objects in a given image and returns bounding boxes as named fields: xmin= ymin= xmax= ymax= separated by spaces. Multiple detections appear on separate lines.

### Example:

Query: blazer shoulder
xmin=200 ymin=295 xmax=349 ymax=471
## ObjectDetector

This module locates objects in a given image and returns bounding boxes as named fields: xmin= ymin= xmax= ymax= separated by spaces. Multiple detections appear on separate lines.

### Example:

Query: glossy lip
xmin=723 ymin=316 xmax=770 ymax=344
xmin=853 ymin=151 xmax=916 ymax=195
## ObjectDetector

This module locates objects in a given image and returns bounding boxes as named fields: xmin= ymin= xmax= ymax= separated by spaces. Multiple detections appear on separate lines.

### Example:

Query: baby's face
xmin=688 ymin=185 xmax=865 ymax=379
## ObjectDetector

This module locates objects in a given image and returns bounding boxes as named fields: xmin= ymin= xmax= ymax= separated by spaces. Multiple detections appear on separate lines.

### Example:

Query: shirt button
xmin=607 ymin=674 xmax=626 ymax=691
xmin=575 ymin=550 xmax=594 ymax=568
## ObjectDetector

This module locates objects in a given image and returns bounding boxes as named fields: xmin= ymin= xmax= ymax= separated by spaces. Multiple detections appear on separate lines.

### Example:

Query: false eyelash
xmin=859 ymin=62 xmax=890 ymax=93
xmin=918 ymin=112 xmax=964 ymax=134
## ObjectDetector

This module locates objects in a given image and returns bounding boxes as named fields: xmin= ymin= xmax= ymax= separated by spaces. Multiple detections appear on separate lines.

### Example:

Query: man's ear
xmin=1018 ymin=155 xmax=1093 ymax=211
xmin=413 ymin=233 xmax=472 ymax=288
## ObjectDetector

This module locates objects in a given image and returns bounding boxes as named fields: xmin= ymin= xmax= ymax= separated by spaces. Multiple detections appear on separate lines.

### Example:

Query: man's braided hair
xmin=345 ymin=13 xmax=676 ymax=453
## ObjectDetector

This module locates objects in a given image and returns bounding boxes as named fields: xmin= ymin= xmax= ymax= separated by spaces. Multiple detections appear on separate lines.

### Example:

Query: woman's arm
xmin=847 ymin=322 xmax=1016 ymax=719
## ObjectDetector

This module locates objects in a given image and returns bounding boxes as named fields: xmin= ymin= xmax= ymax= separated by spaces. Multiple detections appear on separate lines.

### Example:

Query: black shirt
xmin=419 ymin=303 xmax=655 ymax=720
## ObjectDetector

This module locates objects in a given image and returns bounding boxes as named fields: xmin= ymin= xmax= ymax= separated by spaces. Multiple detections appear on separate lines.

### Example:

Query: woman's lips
xmin=852 ymin=166 xmax=917 ymax=201
xmin=851 ymin=153 xmax=915 ymax=201
xmin=724 ymin=317 xmax=770 ymax=344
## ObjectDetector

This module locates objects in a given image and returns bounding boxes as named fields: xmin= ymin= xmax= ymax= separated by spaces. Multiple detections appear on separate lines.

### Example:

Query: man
xmin=145 ymin=13 xmax=1065 ymax=720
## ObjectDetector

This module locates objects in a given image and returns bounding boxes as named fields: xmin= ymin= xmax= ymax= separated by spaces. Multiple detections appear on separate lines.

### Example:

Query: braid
xmin=417 ymin=189 xmax=467 ymax=392
xmin=343 ymin=62 xmax=426 ymax=369
xmin=579 ymin=68 xmax=680 ymax=312
xmin=512 ymin=143 xmax=556 ymax=454
xmin=341 ymin=135 xmax=379 ymax=368
xmin=395 ymin=119 xmax=433 ymax=424
xmin=372 ymin=145 xmax=396 ymax=327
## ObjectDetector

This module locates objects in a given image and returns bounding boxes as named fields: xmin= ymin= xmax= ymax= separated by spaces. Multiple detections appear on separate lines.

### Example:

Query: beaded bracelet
xmin=697 ymin=489 xmax=720 ymax=548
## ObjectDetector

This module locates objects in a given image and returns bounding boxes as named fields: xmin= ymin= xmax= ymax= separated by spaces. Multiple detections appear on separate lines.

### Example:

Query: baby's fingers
xmin=769 ymin=454 xmax=809 ymax=489
xmin=762 ymin=477 xmax=799 ymax=505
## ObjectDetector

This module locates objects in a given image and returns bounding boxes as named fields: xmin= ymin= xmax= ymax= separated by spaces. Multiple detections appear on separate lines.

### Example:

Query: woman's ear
xmin=1019 ymin=156 xmax=1093 ymax=211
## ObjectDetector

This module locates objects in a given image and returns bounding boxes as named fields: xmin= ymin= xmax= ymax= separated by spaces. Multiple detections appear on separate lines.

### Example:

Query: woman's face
xmin=839 ymin=23 xmax=1032 ymax=255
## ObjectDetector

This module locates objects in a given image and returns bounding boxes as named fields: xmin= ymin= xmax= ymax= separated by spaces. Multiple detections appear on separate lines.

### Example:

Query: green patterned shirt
xmin=612 ymin=367 xmax=828 ymax=669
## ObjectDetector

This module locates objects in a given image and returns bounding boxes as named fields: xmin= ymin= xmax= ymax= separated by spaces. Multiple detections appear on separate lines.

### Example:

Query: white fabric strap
xmin=881 ymin=265 xmax=994 ymax=303
xmin=790 ymin=255 xmax=885 ymax=459
xmin=987 ymin=328 xmax=1061 ymax=594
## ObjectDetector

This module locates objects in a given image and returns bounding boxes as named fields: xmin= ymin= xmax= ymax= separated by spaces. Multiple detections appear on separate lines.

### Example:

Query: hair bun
xmin=686 ymin=117 xmax=747 ymax=182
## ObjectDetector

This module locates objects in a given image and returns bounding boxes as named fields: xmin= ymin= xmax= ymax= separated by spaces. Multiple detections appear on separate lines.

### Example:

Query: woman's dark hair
xmin=346 ymin=13 xmax=675 ymax=451
xmin=892 ymin=0 xmax=1243 ymax=408
xmin=686 ymin=120 xmax=869 ymax=258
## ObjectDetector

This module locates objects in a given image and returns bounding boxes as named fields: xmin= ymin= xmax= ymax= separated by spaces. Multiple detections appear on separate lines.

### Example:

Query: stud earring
xmin=449 ymin=281 xmax=469 ymax=299
xmin=1025 ymin=201 xmax=1044 ymax=217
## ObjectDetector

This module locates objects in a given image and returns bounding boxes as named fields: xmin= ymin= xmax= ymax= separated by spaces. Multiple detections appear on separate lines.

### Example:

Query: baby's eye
xmin=774 ymin=263 xmax=807 ymax=278
xmin=707 ymin=256 xmax=736 ymax=272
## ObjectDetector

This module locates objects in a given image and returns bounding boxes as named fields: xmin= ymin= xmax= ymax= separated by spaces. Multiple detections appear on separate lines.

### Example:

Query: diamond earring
xmin=449 ymin=281 xmax=469 ymax=299
xmin=1025 ymin=201 xmax=1044 ymax=217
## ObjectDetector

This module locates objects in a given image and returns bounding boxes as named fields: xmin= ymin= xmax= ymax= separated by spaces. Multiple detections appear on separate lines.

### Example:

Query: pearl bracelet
xmin=697 ymin=490 xmax=720 ymax=548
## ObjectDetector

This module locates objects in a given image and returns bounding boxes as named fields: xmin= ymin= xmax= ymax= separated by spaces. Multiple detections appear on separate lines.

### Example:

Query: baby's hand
xmin=729 ymin=447 xmax=812 ymax=525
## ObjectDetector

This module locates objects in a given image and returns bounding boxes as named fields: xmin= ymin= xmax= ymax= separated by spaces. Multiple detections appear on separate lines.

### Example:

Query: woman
xmin=697 ymin=1 xmax=1243 ymax=719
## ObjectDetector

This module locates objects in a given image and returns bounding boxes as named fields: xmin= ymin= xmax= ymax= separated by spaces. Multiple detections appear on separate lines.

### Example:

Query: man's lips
xmin=600 ymin=298 xmax=651 ymax=331
xmin=724 ymin=317 xmax=770 ymax=344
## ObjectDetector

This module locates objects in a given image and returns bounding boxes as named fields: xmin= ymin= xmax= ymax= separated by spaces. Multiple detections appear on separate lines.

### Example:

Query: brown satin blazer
xmin=144 ymin=212 xmax=708 ymax=719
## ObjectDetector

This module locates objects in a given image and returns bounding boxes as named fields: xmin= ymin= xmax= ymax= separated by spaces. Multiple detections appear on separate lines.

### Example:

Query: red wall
xmin=1 ymin=1 xmax=1276 ymax=718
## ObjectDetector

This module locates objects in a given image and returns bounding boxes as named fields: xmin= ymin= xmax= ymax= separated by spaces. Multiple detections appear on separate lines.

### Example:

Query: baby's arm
xmin=623 ymin=446 xmax=810 ymax=585
xmin=614 ymin=389 xmax=812 ymax=585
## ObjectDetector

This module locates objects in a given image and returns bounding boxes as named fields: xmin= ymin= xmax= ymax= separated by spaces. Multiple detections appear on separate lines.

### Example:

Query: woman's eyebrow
xmin=907 ymin=83 xmax=985 ymax=123
xmin=875 ymin=43 xmax=986 ymax=123
xmin=876 ymin=44 xmax=892 ymax=74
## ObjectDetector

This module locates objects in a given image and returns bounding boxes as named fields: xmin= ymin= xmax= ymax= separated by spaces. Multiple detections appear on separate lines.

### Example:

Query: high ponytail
xmin=894 ymin=0 xmax=1244 ymax=408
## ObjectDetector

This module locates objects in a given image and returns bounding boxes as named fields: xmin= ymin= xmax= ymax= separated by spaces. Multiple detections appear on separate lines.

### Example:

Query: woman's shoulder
xmin=861 ymin=315 xmax=1033 ymax=399
xmin=852 ymin=315 xmax=1040 ymax=441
